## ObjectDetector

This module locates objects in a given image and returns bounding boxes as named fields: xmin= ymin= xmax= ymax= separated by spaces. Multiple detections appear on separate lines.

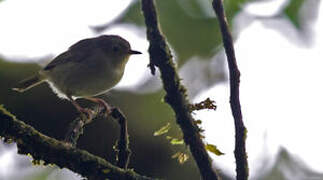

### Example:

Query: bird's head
xmin=97 ymin=35 xmax=141 ymax=64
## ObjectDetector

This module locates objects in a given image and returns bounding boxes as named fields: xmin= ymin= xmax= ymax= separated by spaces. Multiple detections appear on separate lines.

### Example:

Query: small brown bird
xmin=13 ymin=35 xmax=142 ymax=116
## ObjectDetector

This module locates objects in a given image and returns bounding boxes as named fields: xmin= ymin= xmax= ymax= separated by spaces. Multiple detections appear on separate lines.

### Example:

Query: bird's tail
xmin=12 ymin=73 xmax=46 ymax=93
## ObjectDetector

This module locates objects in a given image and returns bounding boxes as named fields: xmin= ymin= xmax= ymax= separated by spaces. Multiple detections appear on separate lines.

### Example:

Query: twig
xmin=141 ymin=0 xmax=219 ymax=179
xmin=0 ymin=106 xmax=156 ymax=180
xmin=212 ymin=1 xmax=249 ymax=180
xmin=111 ymin=108 xmax=131 ymax=169
xmin=64 ymin=105 xmax=131 ymax=169
xmin=64 ymin=105 xmax=103 ymax=146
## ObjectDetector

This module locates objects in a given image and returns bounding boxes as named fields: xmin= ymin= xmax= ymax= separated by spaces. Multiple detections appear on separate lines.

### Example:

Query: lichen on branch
xmin=0 ymin=106 xmax=155 ymax=180
xmin=141 ymin=0 xmax=219 ymax=179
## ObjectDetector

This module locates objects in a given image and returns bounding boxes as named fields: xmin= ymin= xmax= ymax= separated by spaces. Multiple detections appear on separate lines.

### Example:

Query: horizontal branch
xmin=0 ymin=106 xmax=156 ymax=180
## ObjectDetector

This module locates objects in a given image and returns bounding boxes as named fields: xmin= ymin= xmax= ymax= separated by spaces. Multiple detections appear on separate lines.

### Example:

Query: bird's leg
xmin=68 ymin=96 xmax=93 ymax=119
xmin=84 ymin=97 xmax=112 ymax=117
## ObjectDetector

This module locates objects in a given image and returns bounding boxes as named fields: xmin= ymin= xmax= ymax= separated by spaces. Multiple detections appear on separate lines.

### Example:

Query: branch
xmin=64 ymin=106 xmax=103 ymax=146
xmin=64 ymin=105 xmax=131 ymax=169
xmin=0 ymin=106 xmax=155 ymax=180
xmin=111 ymin=108 xmax=131 ymax=169
xmin=141 ymin=1 xmax=219 ymax=179
xmin=212 ymin=1 xmax=249 ymax=180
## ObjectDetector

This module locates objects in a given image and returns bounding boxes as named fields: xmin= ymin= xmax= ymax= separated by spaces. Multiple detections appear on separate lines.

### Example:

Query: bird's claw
xmin=79 ymin=108 xmax=95 ymax=120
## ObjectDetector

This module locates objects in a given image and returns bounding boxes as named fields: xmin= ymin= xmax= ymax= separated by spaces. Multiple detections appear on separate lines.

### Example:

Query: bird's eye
xmin=112 ymin=46 xmax=119 ymax=52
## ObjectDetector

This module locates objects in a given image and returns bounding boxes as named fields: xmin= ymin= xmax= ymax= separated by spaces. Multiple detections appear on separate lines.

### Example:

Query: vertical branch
xmin=141 ymin=0 xmax=219 ymax=179
xmin=111 ymin=108 xmax=131 ymax=169
xmin=212 ymin=0 xmax=249 ymax=180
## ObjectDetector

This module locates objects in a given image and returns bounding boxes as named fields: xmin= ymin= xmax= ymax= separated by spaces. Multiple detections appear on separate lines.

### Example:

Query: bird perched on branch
xmin=13 ymin=35 xmax=142 ymax=117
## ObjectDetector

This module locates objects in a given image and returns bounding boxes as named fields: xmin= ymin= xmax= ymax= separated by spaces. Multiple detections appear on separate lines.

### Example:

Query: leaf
xmin=194 ymin=120 xmax=202 ymax=125
xmin=172 ymin=152 xmax=189 ymax=164
xmin=153 ymin=123 xmax=171 ymax=136
xmin=102 ymin=169 xmax=111 ymax=174
xmin=284 ymin=0 xmax=306 ymax=28
xmin=32 ymin=159 xmax=45 ymax=166
xmin=178 ymin=153 xmax=189 ymax=164
xmin=171 ymin=152 xmax=181 ymax=159
xmin=190 ymin=98 xmax=217 ymax=112
xmin=166 ymin=136 xmax=184 ymax=145
xmin=170 ymin=138 xmax=184 ymax=145
xmin=205 ymin=144 xmax=224 ymax=156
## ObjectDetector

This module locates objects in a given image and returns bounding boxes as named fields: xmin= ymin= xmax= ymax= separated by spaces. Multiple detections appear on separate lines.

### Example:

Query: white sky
xmin=194 ymin=0 xmax=323 ymax=179
xmin=0 ymin=0 xmax=150 ymax=90
xmin=0 ymin=0 xmax=322 ymax=179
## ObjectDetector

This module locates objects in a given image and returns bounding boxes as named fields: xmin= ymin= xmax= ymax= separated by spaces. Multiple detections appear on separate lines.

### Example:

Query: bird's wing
xmin=43 ymin=38 xmax=95 ymax=71
xmin=68 ymin=38 xmax=94 ymax=51
xmin=43 ymin=51 xmax=74 ymax=70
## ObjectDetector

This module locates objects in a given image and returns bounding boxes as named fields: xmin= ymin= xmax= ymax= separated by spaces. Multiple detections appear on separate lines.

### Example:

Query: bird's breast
xmin=45 ymin=58 xmax=126 ymax=98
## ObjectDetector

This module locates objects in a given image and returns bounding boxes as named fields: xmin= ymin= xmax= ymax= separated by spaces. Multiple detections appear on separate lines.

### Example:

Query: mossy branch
xmin=64 ymin=105 xmax=131 ymax=169
xmin=0 ymin=106 xmax=155 ymax=180
xmin=212 ymin=0 xmax=249 ymax=179
xmin=111 ymin=108 xmax=131 ymax=169
xmin=141 ymin=0 xmax=219 ymax=179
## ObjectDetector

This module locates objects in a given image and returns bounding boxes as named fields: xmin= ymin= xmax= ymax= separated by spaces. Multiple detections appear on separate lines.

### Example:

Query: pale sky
xmin=194 ymin=0 xmax=323 ymax=178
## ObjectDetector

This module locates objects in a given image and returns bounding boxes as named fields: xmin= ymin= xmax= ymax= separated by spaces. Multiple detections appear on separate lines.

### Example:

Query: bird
xmin=13 ymin=35 xmax=142 ymax=117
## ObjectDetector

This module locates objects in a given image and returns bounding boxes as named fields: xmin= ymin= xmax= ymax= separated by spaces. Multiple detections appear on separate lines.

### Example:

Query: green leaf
xmin=170 ymin=138 xmax=184 ymax=145
xmin=284 ymin=0 xmax=305 ymax=28
xmin=153 ymin=123 xmax=171 ymax=136
xmin=102 ymin=168 xmax=111 ymax=174
xmin=171 ymin=152 xmax=180 ymax=158
xmin=172 ymin=152 xmax=189 ymax=164
xmin=166 ymin=136 xmax=184 ymax=145
xmin=32 ymin=159 xmax=45 ymax=166
xmin=205 ymin=144 xmax=224 ymax=156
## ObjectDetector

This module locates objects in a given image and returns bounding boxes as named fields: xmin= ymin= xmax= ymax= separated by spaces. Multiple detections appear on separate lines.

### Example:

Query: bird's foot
xmin=84 ymin=97 xmax=112 ymax=118
xmin=79 ymin=108 xmax=95 ymax=121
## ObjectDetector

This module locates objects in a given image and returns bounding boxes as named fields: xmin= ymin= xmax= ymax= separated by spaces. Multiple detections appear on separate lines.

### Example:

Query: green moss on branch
xmin=141 ymin=1 xmax=219 ymax=179
xmin=0 ymin=106 xmax=156 ymax=180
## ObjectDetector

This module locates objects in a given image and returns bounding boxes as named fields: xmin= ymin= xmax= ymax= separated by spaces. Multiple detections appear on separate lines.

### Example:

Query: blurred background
xmin=0 ymin=0 xmax=322 ymax=179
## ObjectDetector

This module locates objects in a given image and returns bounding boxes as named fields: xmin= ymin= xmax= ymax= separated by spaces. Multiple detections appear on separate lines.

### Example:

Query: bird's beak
xmin=128 ymin=50 xmax=142 ymax=55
